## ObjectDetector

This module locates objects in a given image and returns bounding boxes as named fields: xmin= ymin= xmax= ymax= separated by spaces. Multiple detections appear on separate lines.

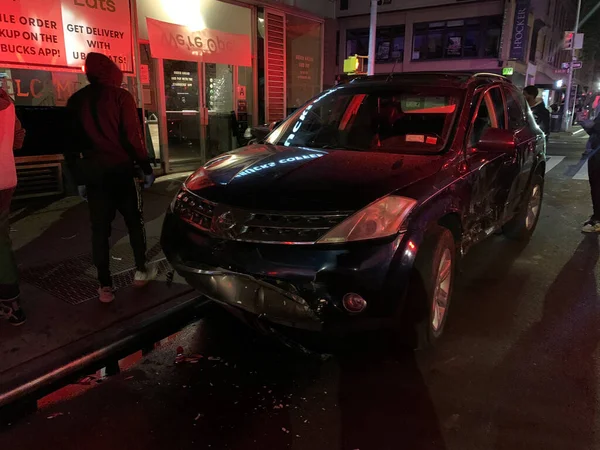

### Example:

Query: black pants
xmin=589 ymin=150 xmax=600 ymax=221
xmin=87 ymin=176 xmax=147 ymax=287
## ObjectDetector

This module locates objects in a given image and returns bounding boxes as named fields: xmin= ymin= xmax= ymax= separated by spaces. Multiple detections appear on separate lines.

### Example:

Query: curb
xmin=0 ymin=290 xmax=207 ymax=410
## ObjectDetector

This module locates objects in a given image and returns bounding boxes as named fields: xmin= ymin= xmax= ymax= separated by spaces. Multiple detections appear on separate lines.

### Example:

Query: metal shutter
xmin=265 ymin=10 xmax=286 ymax=123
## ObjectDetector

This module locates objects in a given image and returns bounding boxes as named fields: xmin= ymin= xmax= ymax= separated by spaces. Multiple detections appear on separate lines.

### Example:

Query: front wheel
xmin=503 ymin=173 xmax=544 ymax=241
xmin=403 ymin=227 xmax=456 ymax=349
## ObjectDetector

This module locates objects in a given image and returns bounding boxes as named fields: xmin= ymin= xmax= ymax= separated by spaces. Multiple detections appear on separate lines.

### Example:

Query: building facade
xmin=334 ymin=0 xmax=506 ymax=78
xmin=0 ymin=0 xmax=327 ymax=176
xmin=333 ymin=0 xmax=584 ymax=100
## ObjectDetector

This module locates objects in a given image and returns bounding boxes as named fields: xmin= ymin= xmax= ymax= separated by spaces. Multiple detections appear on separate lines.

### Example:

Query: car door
xmin=503 ymin=85 xmax=538 ymax=218
xmin=463 ymin=85 xmax=511 ymax=239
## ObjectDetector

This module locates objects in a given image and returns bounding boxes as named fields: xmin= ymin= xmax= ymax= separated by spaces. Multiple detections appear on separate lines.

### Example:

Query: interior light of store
xmin=161 ymin=0 xmax=207 ymax=31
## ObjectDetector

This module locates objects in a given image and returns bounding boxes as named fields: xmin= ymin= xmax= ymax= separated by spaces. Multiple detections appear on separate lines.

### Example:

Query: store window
xmin=412 ymin=16 xmax=502 ymax=61
xmin=346 ymin=26 xmax=405 ymax=63
xmin=286 ymin=15 xmax=323 ymax=115
xmin=0 ymin=68 xmax=88 ymax=107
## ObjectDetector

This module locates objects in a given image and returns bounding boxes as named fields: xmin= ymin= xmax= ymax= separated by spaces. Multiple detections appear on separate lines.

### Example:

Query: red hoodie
xmin=66 ymin=53 xmax=152 ymax=177
xmin=0 ymin=88 xmax=25 ymax=190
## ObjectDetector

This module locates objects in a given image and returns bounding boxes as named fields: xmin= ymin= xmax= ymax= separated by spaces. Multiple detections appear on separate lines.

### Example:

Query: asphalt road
xmin=2 ymin=133 xmax=599 ymax=450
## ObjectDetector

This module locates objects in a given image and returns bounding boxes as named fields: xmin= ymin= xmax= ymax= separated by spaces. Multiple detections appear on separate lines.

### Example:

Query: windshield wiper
xmin=308 ymin=143 xmax=366 ymax=151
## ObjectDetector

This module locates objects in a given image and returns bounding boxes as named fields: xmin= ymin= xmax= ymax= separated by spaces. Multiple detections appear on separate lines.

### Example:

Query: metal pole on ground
xmin=562 ymin=0 xmax=582 ymax=131
xmin=368 ymin=0 xmax=378 ymax=76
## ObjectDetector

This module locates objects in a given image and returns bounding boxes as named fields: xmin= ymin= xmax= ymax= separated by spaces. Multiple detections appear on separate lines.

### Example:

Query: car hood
xmin=188 ymin=145 xmax=444 ymax=211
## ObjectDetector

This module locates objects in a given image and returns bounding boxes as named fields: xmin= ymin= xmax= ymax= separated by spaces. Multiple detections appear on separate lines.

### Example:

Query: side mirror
xmin=269 ymin=120 xmax=282 ymax=130
xmin=476 ymin=128 xmax=516 ymax=154
xmin=251 ymin=126 xmax=271 ymax=142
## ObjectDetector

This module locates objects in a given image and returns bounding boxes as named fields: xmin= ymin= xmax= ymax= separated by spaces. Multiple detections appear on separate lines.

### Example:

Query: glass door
xmin=163 ymin=60 xmax=205 ymax=172
xmin=204 ymin=63 xmax=236 ymax=160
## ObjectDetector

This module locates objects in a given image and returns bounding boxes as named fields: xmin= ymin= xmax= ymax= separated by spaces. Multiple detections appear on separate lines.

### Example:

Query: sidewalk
xmin=0 ymin=174 xmax=201 ymax=407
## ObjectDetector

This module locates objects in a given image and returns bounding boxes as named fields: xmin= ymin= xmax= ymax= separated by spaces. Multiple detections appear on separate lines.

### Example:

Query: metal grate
xmin=14 ymin=162 xmax=64 ymax=200
xmin=265 ymin=10 xmax=286 ymax=123
xmin=20 ymin=238 xmax=171 ymax=305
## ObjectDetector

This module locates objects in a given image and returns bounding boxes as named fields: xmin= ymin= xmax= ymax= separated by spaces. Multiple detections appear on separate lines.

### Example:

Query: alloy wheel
xmin=432 ymin=248 xmax=452 ymax=334
xmin=526 ymin=184 xmax=542 ymax=231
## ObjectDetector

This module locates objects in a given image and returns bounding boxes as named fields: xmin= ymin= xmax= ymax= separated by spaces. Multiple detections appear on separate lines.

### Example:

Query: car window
xmin=267 ymin=87 xmax=463 ymax=154
xmin=488 ymin=87 xmax=506 ymax=129
xmin=469 ymin=91 xmax=500 ymax=147
xmin=505 ymin=87 xmax=527 ymax=130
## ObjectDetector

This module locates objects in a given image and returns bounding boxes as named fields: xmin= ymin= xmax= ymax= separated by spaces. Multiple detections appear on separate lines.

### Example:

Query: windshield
xmin=266 ymin=86 xmax=463 ymax=154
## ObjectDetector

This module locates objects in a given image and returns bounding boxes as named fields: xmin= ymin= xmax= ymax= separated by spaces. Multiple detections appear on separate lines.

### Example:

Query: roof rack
xmin=473 ymin=73 xmax=512 ymax=83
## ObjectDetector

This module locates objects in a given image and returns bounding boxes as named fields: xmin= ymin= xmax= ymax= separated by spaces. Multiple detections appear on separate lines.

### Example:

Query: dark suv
xmin=161 ymin=73 xmax=545 ymax=347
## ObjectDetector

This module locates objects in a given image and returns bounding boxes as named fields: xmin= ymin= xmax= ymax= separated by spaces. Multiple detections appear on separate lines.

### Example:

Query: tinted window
xmin=470 ymin=92 xmax=494 ymax=147
xmin=488 ymin=87 xmax=506 ymax=129
xmin=505 ymin=88 xmax=527 ymax=130
xmin=267 ymin=87 xmax=463 ymax=154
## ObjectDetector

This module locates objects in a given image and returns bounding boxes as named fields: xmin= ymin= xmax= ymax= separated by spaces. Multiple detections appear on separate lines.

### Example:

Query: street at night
xmin=1 ymin=132 xmax=598 ymax=450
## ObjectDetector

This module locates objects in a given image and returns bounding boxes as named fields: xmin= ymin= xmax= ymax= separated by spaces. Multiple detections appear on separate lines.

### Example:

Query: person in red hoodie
xmin=66 ymin=53 xmax=156 ymax=303
xmin=0 ymin=87 xmax=26 ymax=325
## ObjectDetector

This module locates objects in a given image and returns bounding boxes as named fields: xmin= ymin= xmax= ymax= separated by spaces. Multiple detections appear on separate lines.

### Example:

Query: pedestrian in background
xmin=0 ymin=88 xmax=26 ymax=325
xmin=523 ymin=86 xmax=550 ymax=140
xmin=66 ymin=53 xmax=156 ymax=304
xmin=581 ymin=110 xmax=600 ymax=233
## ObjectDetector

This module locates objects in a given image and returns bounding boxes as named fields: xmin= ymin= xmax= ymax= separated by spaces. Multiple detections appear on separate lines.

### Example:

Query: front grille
xmin=174 ymin=189 xmax=349 ymax=244
xmin=174 ymin=191 xmax=216 ymax=232
xmin=241 ymin=212 xmax=347 ymax=243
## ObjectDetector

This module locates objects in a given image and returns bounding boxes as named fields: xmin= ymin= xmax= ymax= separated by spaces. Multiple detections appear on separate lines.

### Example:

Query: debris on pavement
xmin=194 ymin=413 xmax=203 ymax=421
xmin=175 ymin=347 xmax=204 ymax=364
xmin=76 ymin=374 xmax=105 ymax=385
xmin=61 ymin=234 xmax=77 ymax=240
xmin=47 ymin=412 xmax=64 ymax=419
xmin=282 ymin=427 xmax=290 ymax=434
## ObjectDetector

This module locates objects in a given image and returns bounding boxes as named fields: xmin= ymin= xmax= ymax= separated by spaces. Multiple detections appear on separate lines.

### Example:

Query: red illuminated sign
xmin=146 ymin=18 xmax=251 ymax=67
xmin=0 ymin=0 xmax=134 ymax=73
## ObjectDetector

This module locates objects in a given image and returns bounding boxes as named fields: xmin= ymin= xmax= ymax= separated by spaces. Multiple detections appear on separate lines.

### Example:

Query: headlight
xmin=170 ymin=189 xmax=184 ymax=212
xmin=317 ymin=196 xmax=417 ymax=244
xmin=184 ymin=168 xmax=214 ymax=191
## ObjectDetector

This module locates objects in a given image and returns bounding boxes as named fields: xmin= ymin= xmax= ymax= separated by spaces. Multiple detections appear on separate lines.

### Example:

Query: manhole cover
xmin=21 ymin=237 xmax=172 ymax=305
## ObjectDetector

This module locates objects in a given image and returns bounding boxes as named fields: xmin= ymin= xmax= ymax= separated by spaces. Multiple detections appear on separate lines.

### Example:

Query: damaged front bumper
xmin=161 ymin=212 xmax=417 ymax=333
xmin=170 ymin=258 xmax=325 ymax=331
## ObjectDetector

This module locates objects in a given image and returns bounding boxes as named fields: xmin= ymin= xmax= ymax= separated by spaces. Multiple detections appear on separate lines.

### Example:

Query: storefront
xmin=0 ymin=0 xmax=324 ymax=190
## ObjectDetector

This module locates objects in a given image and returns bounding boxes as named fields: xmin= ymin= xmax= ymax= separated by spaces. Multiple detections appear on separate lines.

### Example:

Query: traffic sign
xmin=560 ymin=61 xmax=583 ymax=70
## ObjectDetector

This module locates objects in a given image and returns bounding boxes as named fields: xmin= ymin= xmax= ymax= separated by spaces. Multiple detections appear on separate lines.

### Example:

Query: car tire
xmin=404 ymin=227 xmax=456 ymax=350
xmin=503 ymin=173 xmax=544 ymax=241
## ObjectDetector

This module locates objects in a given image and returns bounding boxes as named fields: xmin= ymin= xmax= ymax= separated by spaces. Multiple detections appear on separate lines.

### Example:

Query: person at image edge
xmin=66 ymin=52 xmax=156 ymax=303
xmin=0 ymin=87 xmax=26 ymax=326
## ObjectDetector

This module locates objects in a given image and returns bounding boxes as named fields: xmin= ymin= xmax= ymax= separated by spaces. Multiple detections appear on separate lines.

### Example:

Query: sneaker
xmin=98 ymin=287 xmax=115 ymax=303
xmin=0 ymin=299 xmax=26 ymax=326
xmin=134 ymin=265 xmax=158 ymax=287
xmin=582 ymin=219 xmax=600 ymax=233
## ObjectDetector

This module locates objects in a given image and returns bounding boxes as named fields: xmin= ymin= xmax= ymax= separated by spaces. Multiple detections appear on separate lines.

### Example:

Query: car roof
xmin=347 ymin=72 xmax=512 ymax=90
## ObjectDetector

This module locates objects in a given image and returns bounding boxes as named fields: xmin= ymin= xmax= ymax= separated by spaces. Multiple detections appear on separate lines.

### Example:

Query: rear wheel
xmin=404 ymin=227 xmax=456 ymax=349
xmin=503 ymin=173 xmax=544 ymax=241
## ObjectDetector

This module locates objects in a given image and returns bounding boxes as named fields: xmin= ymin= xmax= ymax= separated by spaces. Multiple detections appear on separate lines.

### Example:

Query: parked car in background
xmin=161 ymin=73 xmax=546 ymax=348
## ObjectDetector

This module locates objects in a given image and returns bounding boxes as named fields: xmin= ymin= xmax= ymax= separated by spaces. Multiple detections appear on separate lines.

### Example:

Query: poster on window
xmin=0 ymin=0 xmax=134 ymax=73
xmin=447 ymin=36 xmax=462 ymax=56
xmin=376 ymin=41 xmax=391 ymax=61
xmin=391 ymin=37 xmax=404 ymax=59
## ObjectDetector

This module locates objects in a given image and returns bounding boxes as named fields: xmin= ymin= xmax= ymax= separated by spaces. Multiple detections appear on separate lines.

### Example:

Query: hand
xmin=77 ymin=185 xmax=87 ymax=201
xmin=143 ymin=173 xmax=155 ymax=189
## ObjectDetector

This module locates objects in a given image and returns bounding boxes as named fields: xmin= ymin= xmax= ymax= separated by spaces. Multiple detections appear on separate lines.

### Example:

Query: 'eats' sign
xmin=0 ymin=0 xmax=134 ymax=73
